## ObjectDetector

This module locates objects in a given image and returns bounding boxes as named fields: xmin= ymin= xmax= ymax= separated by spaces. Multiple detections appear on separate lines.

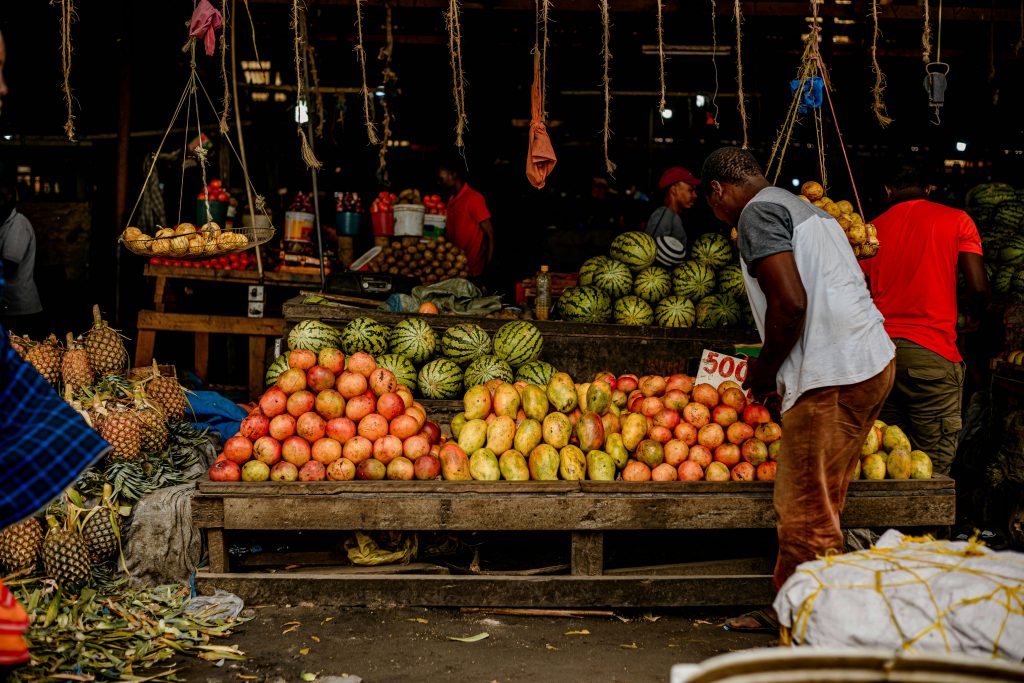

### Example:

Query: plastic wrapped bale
xmin=124 ymin=484 xmax=202 ymax=586
xmin=774 ymin=530 xmax=1024 ymax=661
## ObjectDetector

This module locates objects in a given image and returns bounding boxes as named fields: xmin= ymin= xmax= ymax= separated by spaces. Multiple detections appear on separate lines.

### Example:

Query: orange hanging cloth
xmin=526 ymin=50 xmax=557 ymax=189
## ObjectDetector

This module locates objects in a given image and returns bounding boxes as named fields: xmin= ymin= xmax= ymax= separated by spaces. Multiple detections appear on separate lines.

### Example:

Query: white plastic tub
xmin=393 ymin=204 xmax=425 ymax=236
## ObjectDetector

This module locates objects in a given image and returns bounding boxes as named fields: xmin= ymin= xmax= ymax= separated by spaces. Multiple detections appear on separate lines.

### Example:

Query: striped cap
xmin=655 ymin=235 xmax=687 ymax=266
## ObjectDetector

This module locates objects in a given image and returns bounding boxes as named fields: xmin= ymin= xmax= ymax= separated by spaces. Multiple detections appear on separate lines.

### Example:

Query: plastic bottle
xmin=535 ymin=265 xmax=551 ymax=321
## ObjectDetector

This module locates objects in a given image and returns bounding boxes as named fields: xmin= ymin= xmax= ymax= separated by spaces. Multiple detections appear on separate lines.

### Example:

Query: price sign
xmin=695 ymin=349 xmax=748 ymax=390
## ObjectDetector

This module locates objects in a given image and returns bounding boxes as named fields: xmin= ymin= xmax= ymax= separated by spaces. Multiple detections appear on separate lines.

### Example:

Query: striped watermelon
xmin=654 ymin=296 xmax=695 ymax=328
xmin=994 ymin=201 xmax=1024 ymax=231
xmin=493 ymin=321 xmax=544 ymax=368
xmin=613 ymin=296 xmax=655 ymax=326
xmin=265 ymin=354 xmax=289 ymax=387
xmin=464 ymin=355 xmax=514 ymax=387
xmin=999 ymin=234 xmax=1024 ymax=266
xmin=578 ymin=256 xmax=612 ymax=286
xmin=441 ymin=324 xmax=492 ymax=365
xmin=591 ymin=259 xmax=634 ymax=298
xmin=376 ymin=353 xmax=418 ymax=391
xmin=1012 ymin=269 xmax=1024 ymax=300
xmin=389 ymin=318 xmax=437 ymax=364
xmin=690 ymin=233 xmax=733 ymax=269
xmin=672 ymin=261 xmax=717 ymax=300
xmin=417 ymin=358 xmax=464 ymax=399
xmin=695 ymin=295 xmax=742 ymax=328
xmin=632 ymin=266 xmax=672 ymax=304
xmin=966 ymin=183 xmax=1017 ymax=215
xmin=717 ymin=264 xmax=746 ymax=299
xmin=515 ymin=360 xmax=556 ymax=385
xmin=609 ymin=231 xmax=657 ymax=272
xmin=340 ymin=317 xmax=391 ymax=356
xmin=994 ymin=267 xmax=1014 ymax=294
xmin=288 ymin=319 xmax=343 ymax=353
xmin=558 ymin=286 xmax=611 ymax=323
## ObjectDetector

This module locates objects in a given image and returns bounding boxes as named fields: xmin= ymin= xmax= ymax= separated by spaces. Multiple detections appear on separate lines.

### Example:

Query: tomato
xmin=209 ymin=179 xmax=222 ymax=189
xmin=216 ymin=191 xmax=229 ymax=202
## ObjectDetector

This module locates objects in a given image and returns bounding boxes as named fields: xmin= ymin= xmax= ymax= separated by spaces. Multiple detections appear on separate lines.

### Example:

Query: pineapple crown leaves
xmin=89 ymin=304 xmax=129 ymax=340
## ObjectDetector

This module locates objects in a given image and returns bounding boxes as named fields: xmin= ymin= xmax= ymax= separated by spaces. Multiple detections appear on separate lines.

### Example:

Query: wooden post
xmin=205 ymin=529 xmax=229 ymax=573
xmin=194 ymin=332 xmax=210 ymax=381
xmin=248 ymin=335 xmax=266 ymax=400
xmin=571 ymin=532 xmax=604 ymax=576
xmin=113 ymin=18 xmax=132 ymax=327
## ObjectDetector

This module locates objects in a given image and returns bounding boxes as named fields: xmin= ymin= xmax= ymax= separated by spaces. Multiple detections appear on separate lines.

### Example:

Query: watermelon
xmin=695 ymin=294 xmax=742 ymax=328
xmin=632 ymin=266 xmax=672 ymax=304
xmin=340 ymin=317 xmax=391 ymax=356
xmin=441 ymin=323 xmax=492 ymax=365
xmin=389 ymin=318 xmax=437 ymax=365
xmin=613 ymin=296 xmax=655 ymax=326
xmin=672 ymin=261 xmax=717 ymax=300
xmin=994 ymin=267 xmax=1014 ymax=294
xmin=375 ymin=353 xmax=418 ymax=391
xmin=690 ymin=233 xmax=733 ymax=269
xmin=288 ymin=319 xmax=343 ymax=353
xmin=578 ymin=256 xmax=612 ymax=286
xmin=654 ymin=296 xmax=696 ymax=328
xmin=558 ymin=286 xmax=611 ymax=323
xmin=609 ymin=231 xmax=657 ymax=272
xmin=515 ymin=360 xmax=556 ymax=385
xmin=591 ymin=259 xmax=634 ymax=298
xmin=999 ymin=234 xmax=1024 ymax=266
xmin=464 ymin=355 xmax=514 ymax=387
xmin=493 ymin=321 xmax=544 ymax=368
xmin=417 ymin=358 xmax=464 ymax=399
xmin=966 ymin=183 xmax=1017 ymax=224
xmin=717 ymin=264 xmax=746 ymax=300
xmin=994 ymin=201 xmax=1024 ymax=232
xmin=265 ymin=354 xmax=289 ymax=387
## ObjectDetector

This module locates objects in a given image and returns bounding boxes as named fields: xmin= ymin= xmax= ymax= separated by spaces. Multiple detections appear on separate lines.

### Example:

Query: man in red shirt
xmin=439 ymin=162 xmax=494 ymax=278
xmin=860 ymin=164 xmax=989 ymax=476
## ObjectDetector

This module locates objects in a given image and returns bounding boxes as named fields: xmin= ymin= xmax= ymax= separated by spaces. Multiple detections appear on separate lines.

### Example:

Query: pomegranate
xmin=663 ymin=389 xmax=689 ymax=412
xmin=389 ymin=414 xmax=420 ymax=440
xmin=376 ymin=392 xmax=405 ymax=421
xmin=653 ymin=409 xmax=681 ymax=430
xmin=318 ymin=347 xmax=346 ymax=375
xmin=269 ymin=414 xmax=297 ymax=440
xmin=404 ymin=404 xmax=427 ymax=429
xmin=288 ymin=349 xmax=317 ymax=370
xmin=223 ymin=436 xmax=253 ymax=464
xmin=741 ymin=438 xmax=769 ymax=466
xmin=754 ymin=422 xmax=783 ymax=444
xmin=277 ymin=368 xmax=308 ymax=395
xmin=731 ymin=462 xmax=755 ymax=481
xmin=677 ymin=460 xmax=704 ymax=481
xmin=713 ymin=443 xmax=742 ymax=468
xmin=286 ymin=390 xmax=316 ymax=418
xmin=687 ymin=444 xmax=713 ymax=468
xmin=420 ymin=421 xmax=442 ymax=445
xmin=403 ymin=434 xmax=431 ymax=460
xmin=666 ymin=373 xmax=694 ymax=393
xmin=281 ymin=436 xmax=312 ymax=466
xmin=611 ymin=390 xmax=628 ymax=410
xmin=296 ymin=412 xmax=327 ymax=442
xmin=651 ymin=463 xmax=678 ymax=481
xmin=648 ymin=426 xmax=673 ymax=444
xmin=242 ymin=460 xmax=271 ymax=482
xmin=240 ymin=410 xmax=270 ymax=440
xmin=356 ymin=458 xmax=386 ymax=480
xmin=307 ymin=366 xmax=337 ymax=393
xmin=664 ymin=439 xmax=689 ymax=467
xmin=718 ymin=380 xmax=743 ymax=394
xmin=712 ymin=404 xmax=739 ymax=428
xmin=326 ymin=417 xmax=357 ymax=443
xmin=369 ymin=368 xmax=399 ymax=397
xmin=315 ymin=390 xmax=347 ymax=421
xmin=337 ymin=371 xmax=369 ymax=399
xmin=270 ymin=461 xmax=299 ymax=482
xmin=617 ymin=374 xmax=639 ymax=393
xmin=705 ymin=461 xmax=730 ymax=482
xmin=372 ymin=434 xmax=403 ymax=464
xmin=259 ymin=388 xmax=288 ymax=418
xmin=253 ymin=436 xmax=282 ymax=466
xmin=386 ymin=456 xmax=415 ymax=481
xmin=674 ymin=421 xmax=698 ymax=446
xmin=726 ymin=421 xmax=755 ymax=445
xmin=346 ymin=351 xmax=377 ymax=378
xmin=311 ymin=437 xmax=343 ymax=464
xmin=358 ymin=413 xmax=390 ymax=442
xmin=209 ymin=459 xmax=241 ymax=482
xmin=720 ymin=387 xmax=747 ymax=413
xmin=691 ymin=383 xmax=720 ymax=408
xmin=593 ymin=371 xmax=617 ymax=389
xmin=622 ymin=460 xmax=652 ymax=481
xmin=634 ymin=439 xmax=665 ymax=468
xmin=697 ymin=423 xmax=726 ymax=449
xmin=414 ymin=454 xmax=441 ymax=480
xmin=342 ymin=435 xmax=373 ymax=463
xmin=641 ymin=397 xmax=665 ymax=417
xmin=756 ymin=461 xmax=777 ymax=481
xmin=326 ymin=457 xmax=356 ymax=481
xmin=639 ymin=375 xmax=667 ymax=397
xmin=298 ymin=460 xmax=327 ymax=481
xmin=396 ymin=387 xmax=415 ymax=408
xmin=682 ymin=403 xmax=711 ymax=428
xmin=344 ymin=394 xmax=376 ymax=422
xmin=742 ymin=404 xmax=772 ymax=427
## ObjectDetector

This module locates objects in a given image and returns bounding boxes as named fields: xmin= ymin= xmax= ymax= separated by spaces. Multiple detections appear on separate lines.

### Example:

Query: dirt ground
xmin=172 ymin=604 xmax=775 ymax=683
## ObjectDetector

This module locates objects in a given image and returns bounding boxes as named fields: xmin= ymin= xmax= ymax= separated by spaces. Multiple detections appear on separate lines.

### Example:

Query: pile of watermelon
xmin=966 ymin=183 xmax=1024 ymax=300
xmin=267 ymin=318 xmax=556 ymax=401
xmin=557 ymin=230 xmax=753 ymax=329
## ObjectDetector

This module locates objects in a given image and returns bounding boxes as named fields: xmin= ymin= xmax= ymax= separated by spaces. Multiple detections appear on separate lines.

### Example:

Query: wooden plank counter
xmin=193 ymin=476 xmax=955 ymax=608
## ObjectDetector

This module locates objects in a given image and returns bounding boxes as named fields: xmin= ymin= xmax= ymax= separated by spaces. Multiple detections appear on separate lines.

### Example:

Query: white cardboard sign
xmin=694 ymin=348 xmax=749 ymax=390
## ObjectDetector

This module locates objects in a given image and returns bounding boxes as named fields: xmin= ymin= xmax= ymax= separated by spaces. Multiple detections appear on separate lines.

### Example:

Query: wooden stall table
xmin=137 ymin=265 xmax=322 ymax=398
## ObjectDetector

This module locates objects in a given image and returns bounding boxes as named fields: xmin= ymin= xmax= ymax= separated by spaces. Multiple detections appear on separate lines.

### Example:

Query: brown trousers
xmin=773 ymin=360 xmax=896 ymax=591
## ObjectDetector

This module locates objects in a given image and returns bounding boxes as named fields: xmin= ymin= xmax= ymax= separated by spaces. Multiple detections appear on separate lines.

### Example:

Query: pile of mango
xmin=856 ymin=422 xmax=933 ymax=480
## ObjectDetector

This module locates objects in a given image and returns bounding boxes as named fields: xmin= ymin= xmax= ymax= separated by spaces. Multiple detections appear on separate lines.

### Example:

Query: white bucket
xmin=393 ymin=204 xmax=426 ymax=236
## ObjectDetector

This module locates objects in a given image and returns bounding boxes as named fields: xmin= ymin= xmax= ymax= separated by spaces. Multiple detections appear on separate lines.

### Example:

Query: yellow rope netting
xmin=446 ymin=0 xmax=468 ymax=149
xmin=355 ymin=0 xmax=380 ymax=145
xmin=55 ymin=0 xmax=77 ymax=142
xmin=733 ymin=0 xmax=748 ymax=149
xmin=600 ymin=0 xmax=616 ymax=175
xmin=870 ymin=0 xmax=893 ymax=127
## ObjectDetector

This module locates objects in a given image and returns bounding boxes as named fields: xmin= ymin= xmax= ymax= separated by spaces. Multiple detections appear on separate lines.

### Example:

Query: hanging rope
xmin=809 ymin=0 xmax=826 ymax=188
xmin=54 ymin=0 xmax=77 ymax=141
xmin=378 ymin=0 xmax=397 ymax=184
xmin=733 ymin=0 xmax=748 ymax=148
xmin=241 ymin=0 xmax=261 ymax=64
xmin=292 ymin=0 xmax=322 ymax=169
xmin=307 ymin=42 xmax=325 ymax=138
xmin=600 ymin=0 xmax=616 ymax=175
xmin=708 ymin=0 xmax=719 ymax=126
xmin=354 ymin=0 xmax=379 ymax=145
xmin=869 ymin=0 xmax=893 ymax=126
xmin=218 ymin=0 xmax=231 ymax=134
xmin=542 ymin=0 xmax=551 ymax=119
xmin=766 ymin=36 xmax=816 ymax=186
xmin=1017 ymin=0 xmax=1023 ymax=55
xmin=446 ymin=0 xmax=468 ymax=149
xmin=656 ymin=0 xmax=666 ymax=115
xmin=921 ymin=0 xmax=932 ymax=64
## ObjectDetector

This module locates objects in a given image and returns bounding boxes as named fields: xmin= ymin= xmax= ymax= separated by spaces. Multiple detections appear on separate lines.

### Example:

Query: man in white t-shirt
xmin=702 ymin=147 xmax=896 ymax=633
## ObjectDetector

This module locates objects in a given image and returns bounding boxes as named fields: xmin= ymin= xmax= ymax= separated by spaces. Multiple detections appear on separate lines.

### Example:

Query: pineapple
xmin=81 ymin=510 xmax=118 ymax=564
xmin=145 ymin=361 xmax=189 ymax=422
xmin=25 ymin=334 xmax=63 ymax=386
xmin=41 ymin=516 xmax=91 ymax=589
xmin=8 ymin=332 xmax=29 ymax=358
xmin=99 ymin=405 xmax=142 ymax=461
xmin=0 ymin=518 xmax=44 ymax=573
xmin=84 ymin=304 xmax=128 ymax=377
xmin=131 ymin=385 xmax=169 ymax=454
xmin=62 ymin=332 xmax=95 ymax=392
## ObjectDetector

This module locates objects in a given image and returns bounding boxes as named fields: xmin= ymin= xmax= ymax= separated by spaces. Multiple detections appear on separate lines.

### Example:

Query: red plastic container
xmin=371 ymin=211 xmax=395 ymax=237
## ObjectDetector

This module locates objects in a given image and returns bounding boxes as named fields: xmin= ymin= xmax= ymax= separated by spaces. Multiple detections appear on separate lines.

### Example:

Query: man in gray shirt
xmin=644 ymin=166 xmax=701 ymax=261
xmin=0 ymin=169 xmax=43 ymax=336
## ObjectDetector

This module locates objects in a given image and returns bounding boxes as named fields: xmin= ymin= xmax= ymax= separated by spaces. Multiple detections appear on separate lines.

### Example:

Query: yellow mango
xmin=486 ymin=415 xmax=516 ymax=455
xmin=529 ymin=444 xmax=560 ymax=480
xmin=586 ymin=450 xmax=617 ymax=481
xmin=498 ymin=450 xmax=530 ymax=481
xmin=457 ymin=419 xmax=488 ymax=454
xmin=621 ymin=413 xmax=648 ymax=451
xmin=559 ymin=445 xmax=587 ymax=481
xmin=513 ymin=418 xmax=543 ymax=455
xmin=521 ymin=384 xmax=550 ymax=421
xmin=463 ymin=385 xmax=492 ymax=420
xmin=542 ymin=412 xmax=572 ymax=449
xmin=861 ymin=453 xmax=886 ymax=480
xmin=604 ymin=433 xmax=629 ymax=469
xmin=546 ymin=372 xmax=578 ymax=413
xmin=469 ymin=448 xmax=501 ymax=481
xmin=492 ymin=383 xmax=521 ymax=418
xmin=910 ymin=450 xmax=933 ymax=480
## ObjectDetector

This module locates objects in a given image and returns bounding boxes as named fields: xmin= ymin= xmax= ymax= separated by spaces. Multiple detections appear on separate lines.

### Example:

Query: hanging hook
xmin=924 ymin=61 xmax=949 ymax=126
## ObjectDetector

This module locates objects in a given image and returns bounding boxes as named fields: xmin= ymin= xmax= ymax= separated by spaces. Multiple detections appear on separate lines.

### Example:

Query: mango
xmin=586 ymin=450 xmax=616 ymax=481
xmin=601 ymin=411 xmax=621 ymax=436
xmin=861 ymin=428 xmax=879 ymax=456
xmin=451 ymin=412 xmax=467 ymax=440
xmin=886 ymin=449 xmax=912 ymax=480
xmin=604 ymin=433 xmax=629 ymax=469
xmin=463 ymin=385 xmax=492 ymax=420
xmin=514 ymin=418 xmax=543 ymax=455
xmin=575 ymin=382 xmax=591 ymax=412
xmin=542 ymin=412 xmax=572 ymax=449
xmin=576 ymin=411 xmax=606 ymax=453
xmin=499 ymin=450 xmax=530 ymax=481
xmin=910 ymin=450 xmax=933 ymax=479
xmin=547 ymin=372 xmax=578 ymax=413
xmin=486 ymin=415 xmax=516 ymax=455
xmin=521 ymin=384 xmax=550 ymax=422
xmin=559 ymin=445 xmax=587 ymax=481
xmin=621 ymin=412 xmax=648 ymax=451
xmin=492 ymin=383 xmax=521 ymax=418
xmin=457 ymin=418 xmax=488 ymax=454
xmin=634 ymin=439 xmax=664 ymax=468
xmin=529 ymin=444 xmax=560 ymax=481
xmin=852 ymin=457 xmax=862 ymax=480
xmin=439 ymin=443 xmax=471 ymax=480
xmin=861 ymin=453 xmax=886 ymax=480
xmin=586 ymin=380 xmax=612 ymax=415
xmin=883 ymin=425 xmax=911 ymax=453
xmin=469 ymin=448 xmax=501 ymax=481
xmin=873 ymin=419 xmax=888 ymax=433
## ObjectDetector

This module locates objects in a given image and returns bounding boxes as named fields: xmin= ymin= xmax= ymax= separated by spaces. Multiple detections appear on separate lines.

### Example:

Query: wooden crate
xmin=192 ymin=477 xmax=956 ymax=608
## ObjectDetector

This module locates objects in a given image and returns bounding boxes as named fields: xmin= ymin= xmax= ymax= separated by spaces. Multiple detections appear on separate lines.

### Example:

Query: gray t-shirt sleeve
xmin=1 ymin=216 xmax=33 ymax=264
xmin=738 ymin=202 xmax=794 ymax=276
xmin=645 ymin=206 xmax=687 ymax=246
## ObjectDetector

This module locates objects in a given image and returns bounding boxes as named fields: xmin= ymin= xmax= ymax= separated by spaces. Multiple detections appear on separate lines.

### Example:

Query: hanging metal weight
xmin=924 ymin=62 xmax=949 ymax=123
